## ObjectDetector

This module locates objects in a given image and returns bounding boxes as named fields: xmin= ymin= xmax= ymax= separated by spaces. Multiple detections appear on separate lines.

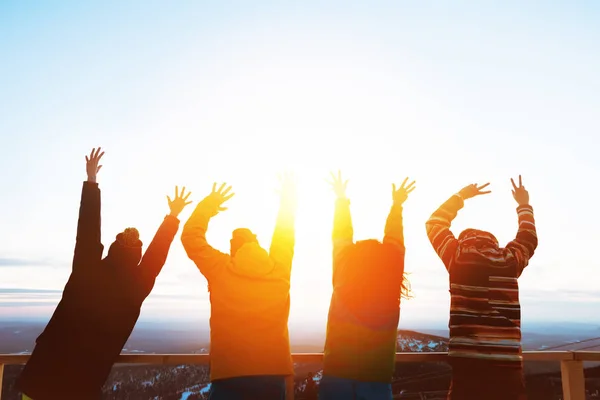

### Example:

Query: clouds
xmin=0 ymin=257 xmax=63 ymax=268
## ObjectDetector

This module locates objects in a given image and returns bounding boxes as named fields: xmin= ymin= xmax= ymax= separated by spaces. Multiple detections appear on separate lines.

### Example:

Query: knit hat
xmin=116 ymin=227 xmax=143 ymax=248
xmin=105 ymin=227 xmax=143 ymax=268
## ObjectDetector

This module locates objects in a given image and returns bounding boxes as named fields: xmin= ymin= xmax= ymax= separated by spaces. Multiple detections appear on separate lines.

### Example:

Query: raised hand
xmin=167 ymin=186 xmax=192 ymax=218
xmin=327 ymin=170 xmax=348 ymax=199
xmin=458 ymin=183 xmax=491 ymax=200
xmin=277 ymin=172 xmax=297 ymax=210
xmin=85 ymin=147 xmax=104 ymax=183
xmin=392 ymin=177 xmax=416 ymax=205
xmin=205 ymin=183 xmax=235 ymax=216
xmin=511 ymin=175 xmax=529 ymax=206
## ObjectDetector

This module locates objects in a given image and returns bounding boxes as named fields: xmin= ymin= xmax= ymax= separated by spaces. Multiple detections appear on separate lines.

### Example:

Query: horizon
xmin=1 ymin=1 xmax=600 ymax=331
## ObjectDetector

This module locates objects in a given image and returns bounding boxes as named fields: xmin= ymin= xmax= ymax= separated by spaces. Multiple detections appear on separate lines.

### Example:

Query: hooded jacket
xmin=16 ymin=181 xmax=180 ymax=399
xmin=323 ymin=198 xmax=406 ymax=383
xmin=181 ymin=196 xmax=296 ymax=381
xmin=425 ymin=194 xmax=538 ymax=368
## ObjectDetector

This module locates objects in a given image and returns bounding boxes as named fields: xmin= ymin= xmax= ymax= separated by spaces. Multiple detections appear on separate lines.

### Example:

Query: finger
xmin=185 ymin=201 xmax=193 ymax=206
xmin=223 ymin=192 xmax=235 ymax=201
xmin=96 ymin=165 xmax=102 ymax=173
xmin=511 ymin=178 xmax=517 ymax=191
xmin=175 ymin=186 xmax=179 ymax=198
xmin=519 ymin=175 xmax=522 ymax=188
xmin=479 ymin=191 xmax=492 ymax=194
xmin=181 ymin=186 xmax=186 ymax=197
xmin=222 ymin=185 xmax=232 ymax=197
xmin=405 ymin=180 xmax=416 ymax=190
xmin=401 ymin=177 xmax=408 ymax=188
xmin=89 ymin=148 xmax=96 ymax=159
xmin=392 ymin=183 xmax=396 ymax=193
xmin=338 ymin=170 xmax=342 ymax=182
xmin=183 ymin=191 xmax=192 ymax=201
xmin=218 ymin=183 xmax=227 ymax=194
xmin=343 ymin=180 xmax=348 ymax=190
xmin=407 ymin=186 xmax=416 ymax=194
xmin=512 ymin=190 xmax=515 ymax=196
xmin=167 ymin=196 xmax=172 ymax=203
xmin=212 ymin=182 xmax=217 ymax=193
xmin=97 ymin=151 xmax=105 ymax=162
xmin=85 ymin=155 xmax=89 ymax=163
xmin=218 ymin=207 xmax=228 ymax=212
xmin=329 ymin=171 xmax=336 ymax=182
xmin=477 ymin=183 xmax=491 ymax=190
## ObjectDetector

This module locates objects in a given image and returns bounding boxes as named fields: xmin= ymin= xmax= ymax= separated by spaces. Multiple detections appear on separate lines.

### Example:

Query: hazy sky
xmin=0 ymin=1 xmax=599 ymax=333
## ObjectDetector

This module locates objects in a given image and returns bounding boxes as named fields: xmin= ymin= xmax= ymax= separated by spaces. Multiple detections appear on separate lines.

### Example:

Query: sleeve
xmin=269 ymin=202 xmax=296 ymax=279
xmin=505 ymin=205 xmax=538 ymax=277
xmin=425 ymin=194 xmax=464 ymax=270
xmin=181 ymin=199 xmax=232 ymax=280
xmin=332 ymin=198 xmax=354 ymax=260
xmin=137 ymin=215 xmax=181 ymax=297
xmin=72 ymin=181 xmax=104 ymax=271
xmin=383 ymin=203 xmax=405 ymax=254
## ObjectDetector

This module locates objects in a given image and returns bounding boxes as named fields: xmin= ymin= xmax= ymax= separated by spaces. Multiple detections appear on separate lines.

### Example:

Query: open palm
xmin=167 ymin=186 xmax=192 ymax=217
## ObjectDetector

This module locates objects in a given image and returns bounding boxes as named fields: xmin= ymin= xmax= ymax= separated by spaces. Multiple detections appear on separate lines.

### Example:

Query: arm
xmin=332 ymin=197 xmax=354 ymax=260
xmin=137 ymin=215 xmax=180 ymax=296
xmin=181 ymin=198 xmax=231 ymax=280
xmin=383 ymin=203 xmax=405 ymax=254
xmin=425 ymin=194 xmax=464 ymax=269
xmin=506 ymin=204 xmax=538 ymax=277
xmin=72 ymin=181 xmax=104 ymax=271
xmin=269 ymin=201 xmax=296 ymax=278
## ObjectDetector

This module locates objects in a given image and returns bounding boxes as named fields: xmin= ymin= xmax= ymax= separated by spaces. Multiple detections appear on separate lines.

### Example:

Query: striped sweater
xmin=426 ymin=194 xmax=538 ymax=367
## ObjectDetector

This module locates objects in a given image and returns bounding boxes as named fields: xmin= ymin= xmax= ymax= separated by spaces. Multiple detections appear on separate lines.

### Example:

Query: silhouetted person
xmin=425 ymin=176 xmax=538 ymax=400
xmin=319 ymin=171 xmax=413 ymax=400
xmin=181 ymin=175 xmax=297 ymax=400
xmin=16 ymin=148 xmax=192 ymax=400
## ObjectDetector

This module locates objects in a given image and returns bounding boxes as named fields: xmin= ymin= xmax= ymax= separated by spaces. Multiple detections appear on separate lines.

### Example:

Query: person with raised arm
xmin=16 ymin=148 xmax=192 ymax=400
xmin=425 ymin=176 xmax=538 ymax=400
xmin=319 ymin=171 xmax=413 ymax=400
xmin=181 ymin=174 xmax=296 ymax=400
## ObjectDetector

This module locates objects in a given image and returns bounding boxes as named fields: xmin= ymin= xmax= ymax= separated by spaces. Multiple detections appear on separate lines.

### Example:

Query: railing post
xmin=0 ymin=363 xmax=4 ymax=400
xmin=561 ymin=359 xmax=585 ymax=400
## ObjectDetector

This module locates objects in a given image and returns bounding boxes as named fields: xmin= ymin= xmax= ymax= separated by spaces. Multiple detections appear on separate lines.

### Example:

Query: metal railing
xmin=0 ymin=351 xmax=597 ymax=400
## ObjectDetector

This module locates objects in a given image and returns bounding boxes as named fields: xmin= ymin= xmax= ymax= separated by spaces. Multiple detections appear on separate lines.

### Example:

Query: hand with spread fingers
xmin=327 ymin=170 xmax=348 ymax=199
xmin=204 ymin=183 xmax=235 ymax=217
xmin=458 ymin=183 xmax=491 ymax=200
xmin=392 ymin=178 xmax=416 ymax=205
xmin=85 ymin=147 xmax=105 ymax=183
xmin=511 ymin=175 xmax=529 ymax=206
xmin=167 ymin=186 xmax=193 ymax=218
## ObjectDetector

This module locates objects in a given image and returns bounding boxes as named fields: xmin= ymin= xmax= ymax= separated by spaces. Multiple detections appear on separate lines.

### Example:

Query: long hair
xmin=335 ymin=239 xmax=412 ymax=314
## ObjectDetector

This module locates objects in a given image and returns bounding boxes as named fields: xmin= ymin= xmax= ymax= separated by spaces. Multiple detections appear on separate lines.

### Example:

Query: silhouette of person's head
xmin=458 ymin=228 xmax=499 ymax=250
xmin=105 ymin=227 xmax=143 ymax=267
xmin=230 ymin=228 xmax=258 ymax=256
xmin=336 ymin=239 xmax=411 ymax=316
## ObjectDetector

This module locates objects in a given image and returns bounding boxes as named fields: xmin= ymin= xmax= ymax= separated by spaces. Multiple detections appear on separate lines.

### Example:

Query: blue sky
xmin=0 ymin=1 xmax=599 ymax=332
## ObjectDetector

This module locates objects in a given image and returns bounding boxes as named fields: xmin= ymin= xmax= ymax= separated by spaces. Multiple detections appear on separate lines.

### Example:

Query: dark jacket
xmin=16 ymin=181 xmax=180 ymax=399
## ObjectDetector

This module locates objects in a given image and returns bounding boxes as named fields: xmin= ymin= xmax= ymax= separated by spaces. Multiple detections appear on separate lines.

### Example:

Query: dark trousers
xmin=208 ymin=375 xmax=287 ymax=400
xmin=448 ymin=360 xmax=527 ymax=400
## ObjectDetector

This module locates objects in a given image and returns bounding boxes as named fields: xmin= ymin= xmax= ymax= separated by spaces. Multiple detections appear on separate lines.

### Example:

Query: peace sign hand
xmin=85 ymin=147 xmax=105 ymax=183
xmin=205 ymin=182 xmax=235 ymax=216
xmin=167 ymin=186 xmax=192 ymax=218
xmin=458 ymin=183 xmax=491 ymax=200
xmin=392 ymin=177 xmax=416 ymax=205
xmin=511 ymin=175 xmax=529 ymax=206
